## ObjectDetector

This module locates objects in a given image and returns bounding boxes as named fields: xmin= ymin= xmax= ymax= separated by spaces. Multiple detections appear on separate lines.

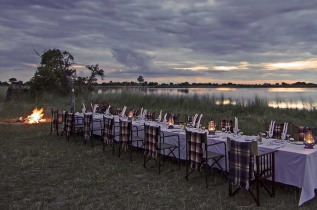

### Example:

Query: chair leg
xmin=129 ymin=144 xmax=132 ymax=161
xmin=158 ymin=153 xmax=161 ymax=174
xmin=143 ymin=153 xmax=146 ymax=168
xmin=256 ymin=180 xmax=260 ymax=206
xmin=205 ymin=165 xmax=209 ymax=189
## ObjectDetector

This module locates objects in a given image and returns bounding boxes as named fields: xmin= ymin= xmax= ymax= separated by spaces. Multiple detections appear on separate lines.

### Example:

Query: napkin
xmin=192 ymin=114 xmax=198 ymax=127
xmin=269 ymin=121 xmax=275 ymax=138
xmin=105 ymin=105 xmax=111 ymax=115
xmin=92 ymin=104 xmax=98 ymax=113
xmin=163 ymin=113 xmax=167 ymax=123
xmin=282 ymin=123 xmax=288 ymax=139
xmin=196 ymin=114 xmax=203 ymax=129
xmin=143 ymin=109 xmax=147 ymax=119
xmin=234 ymin=117 xmax=239 ymax=134
xmin=139 ymin=107 xmax=143 ymax=118
xmin=157 ymin=110 xmax=162 ymax=122
xmin=121 ymin=106 xmax=127 ymax=117
xmin=82 ymin=103 xmax=86 ymax=113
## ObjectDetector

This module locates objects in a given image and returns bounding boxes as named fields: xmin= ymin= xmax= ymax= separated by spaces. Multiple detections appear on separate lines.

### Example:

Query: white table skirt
xmin=76 ymin=113 xmax=317 ymax=206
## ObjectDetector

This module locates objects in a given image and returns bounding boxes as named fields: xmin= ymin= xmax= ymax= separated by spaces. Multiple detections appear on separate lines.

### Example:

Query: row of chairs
xmin=50 ymin=109 xmax=276 ymax=206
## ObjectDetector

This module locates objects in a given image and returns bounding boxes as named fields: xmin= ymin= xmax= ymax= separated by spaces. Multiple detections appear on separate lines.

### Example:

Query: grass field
xmin=1 ymin=86 xmax=317 ymax=209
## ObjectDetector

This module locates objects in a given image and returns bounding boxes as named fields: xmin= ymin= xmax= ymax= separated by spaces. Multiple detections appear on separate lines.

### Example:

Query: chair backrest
xmin=167 ymin=113 xmax=180 ymax=125
xmin=272 ymin=123 xmax=284 ymax=139
xmin=61 ymin=111 xmax=68 ymax=129
xmin=66 ymin=113 xmax=74 ymax=137
xmin=185 ymin=129 xmax=207 ymax=170
xmin=116 ymin=108 xmax=122 ymax=115
xmin=220 ymin=120 xmax=233 ymax=132
xmin=185 ymin=115 xmax=193 ymax=124
xmin=103 ymin=116 xmax=114 ymax=144
xmin=84 ymin=114 xmax=93 ymax=140
xmin=293 ymin=125 xmax=316 ymax=141
xmin=228 ymin=139 xmax=254 ymax=190
xmin=119 ymin=119 xmax=132 ymax=143
xmin=146 ymin=111 xmax=156 ymax=121
xmin=51 ymin=108 xmax=58 ymax=122
xmin=144 ymin=124 xmax=161 ymax=158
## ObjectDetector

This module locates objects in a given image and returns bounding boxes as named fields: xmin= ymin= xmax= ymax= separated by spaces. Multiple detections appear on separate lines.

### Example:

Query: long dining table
xmin=76 ymin=113 xmax=317 ymax=206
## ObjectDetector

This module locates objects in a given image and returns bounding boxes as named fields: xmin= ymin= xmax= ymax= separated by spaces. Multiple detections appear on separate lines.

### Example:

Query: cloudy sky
xmin=1 ymin=0 xmax=317 ymax=84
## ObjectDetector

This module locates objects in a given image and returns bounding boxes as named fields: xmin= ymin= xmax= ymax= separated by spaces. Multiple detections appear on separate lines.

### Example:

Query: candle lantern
xmin=128 ymin=110 xmax=134 ymax=119
xmin=168 ymin=117 xmax=174 ymax=129
xmin=208 ymin=120 xmax=216 ymax=135
xmin=304 ymin=130 xmax=315 ymax=149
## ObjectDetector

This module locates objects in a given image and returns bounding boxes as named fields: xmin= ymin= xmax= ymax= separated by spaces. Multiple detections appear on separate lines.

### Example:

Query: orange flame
xmin=26 ymin=108 xmax=46 ymax=124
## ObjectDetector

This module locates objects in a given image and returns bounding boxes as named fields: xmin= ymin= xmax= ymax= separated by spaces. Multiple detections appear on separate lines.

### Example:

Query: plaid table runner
xmin=186 ymin=130 xmax=206 ymax=170
xmin=103 ymin=117 xmax=114 ymax=144
xmin=144 ymin=124 xmax=160 ymax=158
xmin=119 ymin=119 xmax=131 ymax=150
xmin=229 ymin=140 xmax=254 ymax=190
xmin=84 ymin=114 xmax=92 ymax=141
xmin=66 ymin=113 xmax=74 ymax=138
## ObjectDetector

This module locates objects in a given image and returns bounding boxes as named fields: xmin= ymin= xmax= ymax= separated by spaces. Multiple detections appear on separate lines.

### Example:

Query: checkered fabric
xmin=103 ymin=117 xmax=114 ymax=144
xmin=116 ymin=108 xmax=122 ymax=115
xmin=146 ymin=111 xmax=155 ymax=121
xmin=273 ymin=123 xmax=284 ymax=139
xmin=220 ymin=120 xmax=233 ymax=132
xmin=119 ymin=119 xmax=132 ymax=150
xmin=186 ymin=115 xmax=193 ymax=124
xmin=229 ymin=140 xmax=254 ymax=190
xmin=167 ymin=113 xmax=180 ymax=125
xmin=84 ymin=114 xmax=92 ymax=141
xmin=51 ymin=109 xmax=58 ymax=131
xmin=186 ymin=130 xmax=206 ymax=171
xmin=66 ymin=113 xmax=74 ymax=137
xmin=62 ymin=111 xmax=67 ymax=131
xmin=96 ymin=105 xmax=107 ymax=113
xmin=144 ymin=124 xmax=160 ymax=158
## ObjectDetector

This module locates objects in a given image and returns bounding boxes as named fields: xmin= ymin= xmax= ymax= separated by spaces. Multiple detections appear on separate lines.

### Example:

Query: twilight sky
xmin=1 ymin=0 xmax=317 ymax=84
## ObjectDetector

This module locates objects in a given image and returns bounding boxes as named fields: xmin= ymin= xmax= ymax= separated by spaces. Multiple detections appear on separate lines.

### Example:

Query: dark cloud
xmin=0 ymin=0 xmax=316 ymax=83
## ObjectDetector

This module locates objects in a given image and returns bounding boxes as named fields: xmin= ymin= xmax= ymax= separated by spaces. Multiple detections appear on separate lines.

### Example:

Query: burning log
xmin=17 ymin=107 xmax=47 ymax=124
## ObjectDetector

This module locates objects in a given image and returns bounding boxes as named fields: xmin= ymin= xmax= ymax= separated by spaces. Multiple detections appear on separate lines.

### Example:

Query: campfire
xmin=18 ymin=107 xmax=47 ymax=124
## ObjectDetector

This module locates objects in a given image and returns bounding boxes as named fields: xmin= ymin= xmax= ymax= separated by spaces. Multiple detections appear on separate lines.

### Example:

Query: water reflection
xmin=96 ymin=87 xmax=317 ymax=110
xmin=215 ymin=87 xmax=237 ymax=91
xmin=268 ymin=88 xmax=314 ymax=93
xmin=215 ymin=99 xmax=237 ymax=105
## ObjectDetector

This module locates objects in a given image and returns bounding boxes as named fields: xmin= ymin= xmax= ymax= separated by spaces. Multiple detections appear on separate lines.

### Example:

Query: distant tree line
xmin=95 ymin=81 xmax=317 ymax=88
xmin=1 ymin=48 xmax=317 ymax=91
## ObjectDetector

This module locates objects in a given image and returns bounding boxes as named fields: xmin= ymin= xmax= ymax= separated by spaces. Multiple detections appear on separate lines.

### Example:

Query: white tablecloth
xmin=76 ymin=113 xmax=317 ymax=206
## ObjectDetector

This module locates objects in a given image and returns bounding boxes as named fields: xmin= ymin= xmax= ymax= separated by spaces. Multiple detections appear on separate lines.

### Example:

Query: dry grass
xmin=1 ymin=123 xmax=317 ymax=210
xmin=1 ymin=86 xmax=317 ymax=209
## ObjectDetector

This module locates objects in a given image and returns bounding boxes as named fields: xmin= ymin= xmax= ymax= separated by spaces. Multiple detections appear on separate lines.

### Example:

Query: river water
xmin=97 ymin=87 xmax=317 ymax=110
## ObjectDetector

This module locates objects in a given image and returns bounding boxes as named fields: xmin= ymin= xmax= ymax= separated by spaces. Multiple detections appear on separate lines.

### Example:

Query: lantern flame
xmin=25 ymin=108 xmax=47 ymax=124
xmin=168 ymin=117 xmax=174 ymax=126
